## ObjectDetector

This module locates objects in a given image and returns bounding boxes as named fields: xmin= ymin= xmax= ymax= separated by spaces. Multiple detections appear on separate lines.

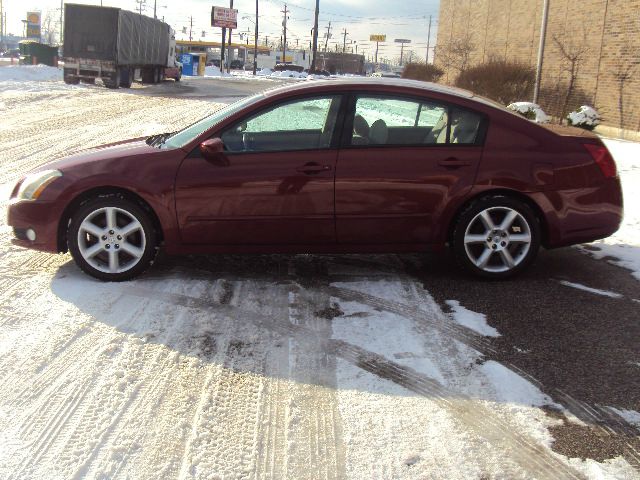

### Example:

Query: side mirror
xmin=200 ymin=138 xmax=228 ymax=165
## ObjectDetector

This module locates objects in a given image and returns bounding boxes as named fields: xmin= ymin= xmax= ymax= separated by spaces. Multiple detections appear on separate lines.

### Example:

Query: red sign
xmin=211 ymin=7 xmax=238 ymax=29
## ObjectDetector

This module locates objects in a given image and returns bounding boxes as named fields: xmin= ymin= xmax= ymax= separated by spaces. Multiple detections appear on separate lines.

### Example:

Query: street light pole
xmin=533 ymin=0 xmax=550 ymax=103
xmin=253 ymin=0 xmax=258 ymax=75
xmin=310 ymin=0 xmax=319 ymax=71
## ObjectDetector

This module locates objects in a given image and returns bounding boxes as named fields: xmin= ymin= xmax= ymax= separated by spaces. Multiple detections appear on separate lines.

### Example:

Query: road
xmin=0 ymin=76 xmax=638 ymax=479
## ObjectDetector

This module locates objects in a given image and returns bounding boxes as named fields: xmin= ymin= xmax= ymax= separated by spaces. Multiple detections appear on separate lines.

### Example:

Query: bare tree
xmin=552 ymin=33 xmax=589 ymax=124
xmin=611 ymin=48 xmax=640 ymax=136
xmin=40 ymin=11 xmax=59 ymax=45
xmin=435 ymin=33 xmax=476 ymax=77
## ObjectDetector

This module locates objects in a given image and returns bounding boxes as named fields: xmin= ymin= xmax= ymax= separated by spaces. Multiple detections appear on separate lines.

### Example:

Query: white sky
xmin=2 ymin=0 xmax=440 ymax=62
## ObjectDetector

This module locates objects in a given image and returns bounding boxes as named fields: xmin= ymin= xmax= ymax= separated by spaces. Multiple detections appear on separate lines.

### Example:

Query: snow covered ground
xmin=582 ymin=139 xmax=640 ymax=279
xmin=0 ymin=73 xmax=638 ymax=479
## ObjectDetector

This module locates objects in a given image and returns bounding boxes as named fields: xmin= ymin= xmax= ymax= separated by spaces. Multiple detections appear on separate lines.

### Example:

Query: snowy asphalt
xmin=0 ymin=75 xmax=638 ymax=479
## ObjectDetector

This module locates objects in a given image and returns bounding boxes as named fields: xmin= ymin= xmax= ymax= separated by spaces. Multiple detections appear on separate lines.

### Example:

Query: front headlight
xmin=16 ymin=170 xmax=63 ymax=201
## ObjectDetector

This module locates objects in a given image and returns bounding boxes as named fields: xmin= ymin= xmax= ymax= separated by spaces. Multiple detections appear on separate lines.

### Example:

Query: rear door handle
xmin=438 ymin=157 xmax=472 ymax=168
xmin=296 ymin=163 xmax=332 ymax=174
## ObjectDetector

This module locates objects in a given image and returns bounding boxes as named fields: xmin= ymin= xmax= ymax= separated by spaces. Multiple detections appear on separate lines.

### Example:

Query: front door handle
xmin=438 ymin=157 xmax=472 ymax=168
xmin=297 ymin=162 xmax=332 ymax=174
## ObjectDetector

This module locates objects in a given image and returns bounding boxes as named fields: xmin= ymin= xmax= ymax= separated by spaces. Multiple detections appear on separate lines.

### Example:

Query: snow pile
xmin=445 ymin=300 xmax=500 ymax=337
xmin=270 ymin=70 xmax=308 ymax=79
xmin=507 ymin=102 xmax=550 ymax=123
xmin=0 ymin=64 xmax=62 ymax=82
xmin=203 ymin=65 xmax=224 ymax=77
xmin=256 ymin=68 xmax=272 ymax=76
xmin=582 ymin=138 xmax=640 ymax=279
xmin=567 ymin=105 xmax=601 ymax=130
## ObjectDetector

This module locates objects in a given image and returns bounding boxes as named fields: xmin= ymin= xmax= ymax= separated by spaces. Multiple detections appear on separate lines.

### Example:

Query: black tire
xmin=452 ymin=195 xmax=540 ymax=279
xmin=68 ymin=195 xmax=158 ymax=281
xmin=64 ymin=75 xmax=80 ymax=85
xmin=80 ymin=78 xmax=96 ymax=84
xmin=103 ymin=71 xmax=120 ymax=89
xmin=175 ymin=69 xmax=181 ymax=82
xmin=141 ymin=67 xmax=154 ymax=84
xmin=119 ymin=67 xmax=133 ymax=88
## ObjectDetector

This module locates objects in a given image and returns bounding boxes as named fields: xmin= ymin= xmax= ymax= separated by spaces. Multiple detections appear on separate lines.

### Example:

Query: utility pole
xmin=426 ymin=15 xmax=432 ymax=63
xmin=253 ymin=0 xmax=258 ymax=75
xmin=342 ymin=28 xmax=348 ymax=53
xmin=533 ymin=0 xmax=550 ymax=103
xmin=1 ymin=0 xmax=4 ymax=48
xmin=324 ymin=21 xmax=331 ymax=52
xmin=189 ymin=16 xmax=193 ymax=41
xmin=226 ymin=0 xmax=234 ymax=73
xmin=310 ymin=0 xmax=319 ymax=71
xmin=153 ymin=0 xmax=156 ymax=19
xmin=281 ymin=3 xmax=289 ymax=65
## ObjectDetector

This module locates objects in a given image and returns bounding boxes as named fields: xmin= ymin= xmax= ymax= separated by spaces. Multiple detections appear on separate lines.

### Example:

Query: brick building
xmin=435 ymin=0 xmax=640 ymax=133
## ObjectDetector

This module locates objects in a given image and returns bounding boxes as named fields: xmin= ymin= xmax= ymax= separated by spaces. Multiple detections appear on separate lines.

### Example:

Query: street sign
xmin=211 ymin=6 xmax=238 ymax=29
xmin=370 ymin=34 xmax=386 ymax=42
xmin=26 ymin=11 xmax=41 ymax=40
xmin=394 ymin=39 xmax=411 ymax=43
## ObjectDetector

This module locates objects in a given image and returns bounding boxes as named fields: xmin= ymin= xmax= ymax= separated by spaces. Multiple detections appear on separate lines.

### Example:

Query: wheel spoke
xmin=105 ymin=207 xmax=117 ymax=230
xmin=499 ymin=210 xmax=518 ymax=231
xmin=509 ymin=233 xmax=531 ymax=244
xmin=80 ymin=222 xmax=104 ymax=239
xmin=81 ymin=243 xmax=103 ymax=259
xmin=475 ymin=248 xmax=493 ymax=268
xmin=120 ymin=242 xmax=144 ymax=259
xmin=499 ymin=249 xmax=515 ymax=268
xmin=108 ymin=250 xmax=120 ymax=272
xmin=479 ymin=211 xmax=495 ymax=230
xmin=464 ymin=234 xmax=487 ymax=244
xmin=120 ymin=219 xmax=142 ymax=237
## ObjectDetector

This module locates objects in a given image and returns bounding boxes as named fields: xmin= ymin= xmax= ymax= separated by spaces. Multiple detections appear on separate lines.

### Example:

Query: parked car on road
xmin=8 ymin=79 xmax=622 ymax=281
xmin=229 ymin=60 xmax=244 ymax=70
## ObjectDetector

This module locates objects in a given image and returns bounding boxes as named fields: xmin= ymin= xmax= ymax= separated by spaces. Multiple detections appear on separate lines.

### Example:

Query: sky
xmin=2 ymin=0 xmax=440 ymax=62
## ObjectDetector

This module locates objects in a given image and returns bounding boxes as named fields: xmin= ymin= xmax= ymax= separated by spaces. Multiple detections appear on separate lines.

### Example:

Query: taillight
xmin=583 ymin=143 xmax=617 ymax=178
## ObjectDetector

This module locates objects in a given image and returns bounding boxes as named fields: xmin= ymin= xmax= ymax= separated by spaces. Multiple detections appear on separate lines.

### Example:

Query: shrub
xmin=567 ymin=105 xmax=601 ymax=130
xmin=401 ymin=63 xmax=444 ymax=83
xmin=507 ymin=102 xmax=550 ymax=123
xmin=454 ymin=59 xmax=535 ymax=104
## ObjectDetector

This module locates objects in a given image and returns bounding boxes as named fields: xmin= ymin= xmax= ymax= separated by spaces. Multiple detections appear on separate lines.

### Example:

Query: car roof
xmin=264 ymin=77 xmax=476 ymax=100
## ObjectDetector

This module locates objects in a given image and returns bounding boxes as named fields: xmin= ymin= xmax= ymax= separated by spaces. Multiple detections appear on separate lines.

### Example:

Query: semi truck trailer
xmin=63 ymin=4 xmax=181 ymax=88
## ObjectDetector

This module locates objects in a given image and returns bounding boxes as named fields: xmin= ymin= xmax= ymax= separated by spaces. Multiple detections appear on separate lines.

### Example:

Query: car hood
xmin=36 ymin=137 xmax=161 ymax=173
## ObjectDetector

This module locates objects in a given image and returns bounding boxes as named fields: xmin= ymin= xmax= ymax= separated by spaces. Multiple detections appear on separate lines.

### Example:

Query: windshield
xmin=162 ymin=94 xmax=264 ymax=149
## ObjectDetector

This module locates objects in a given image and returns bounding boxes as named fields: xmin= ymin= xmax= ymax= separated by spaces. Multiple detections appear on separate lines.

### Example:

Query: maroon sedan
xmin=7 ymin=79 xmax=622 ymax=281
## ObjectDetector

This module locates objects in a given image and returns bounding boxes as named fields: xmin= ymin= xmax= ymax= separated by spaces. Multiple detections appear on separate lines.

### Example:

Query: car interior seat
xmin=369 ymin=119 xmax=389 ymax=145
xmin=451 ymin=111 xmax=480 ymax=144
xmin=423 ymin=111 xmax=449 ymax=144
xmin=352 ymin=114 xmax=370 ymax=145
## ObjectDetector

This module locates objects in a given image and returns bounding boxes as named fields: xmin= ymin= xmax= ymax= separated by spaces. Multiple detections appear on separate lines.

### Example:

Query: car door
xmin=175 ymin=94 xmax=343 ymax=245
xmin=335 ymin=94 xmax=485 ymax=245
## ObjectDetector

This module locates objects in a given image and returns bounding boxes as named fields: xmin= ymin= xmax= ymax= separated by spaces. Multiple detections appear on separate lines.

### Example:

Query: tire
xmin=64 ymin=75 xmax=80 ymax=85
xmin=141 ymin=68 xmax=153 ymax=84
xmin=80 ymin=78 xmax=96 ymax=84
xmin=103 ymin=72 xmax=120 ymax=89
xmin=119 ymin=67 xmax=133 ymax=88
xmin=452 ymin=195 xmax=540 ymax=279
xmin=68 ymin=195 xmax=158 ymax=281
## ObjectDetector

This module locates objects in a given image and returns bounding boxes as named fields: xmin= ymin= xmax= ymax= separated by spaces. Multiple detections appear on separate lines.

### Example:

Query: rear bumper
xmin=531 ymin=177 xmax=623 ymax=248
xmin=7 ymin=199 xmax=62 ymax=253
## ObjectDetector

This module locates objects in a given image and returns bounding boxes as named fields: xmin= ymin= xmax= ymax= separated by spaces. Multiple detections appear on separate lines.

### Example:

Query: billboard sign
xmin=26 ymin=11 xmax=41 ymax=40
xmin=211 ymin=7 xmax=238 ymax=29
xmin=370 ymin=34 xmax=386 ymax=42
xmin=394 ymin=38 xmax=411 ymax=43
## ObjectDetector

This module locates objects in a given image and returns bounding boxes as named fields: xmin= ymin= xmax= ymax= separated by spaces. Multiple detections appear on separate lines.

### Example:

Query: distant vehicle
xmin=230 ymin=60 xmax=244 ymax=70
xmin=8 ymin=79 xmax=622 ymax=280
xmin=206 ymin=59 xmax=221 ymax=67
xmin=305 ymin=68 xmax=330 ymax=77
xmin=1 ymin=48 xmax=20 ymax=59
xmin=274 ymin=63 xmax=304 ymax=73
xmin=62 ymin=4 xmax=181 ymax=88
xmin=371 ymin=71 xmax=401 ymax=78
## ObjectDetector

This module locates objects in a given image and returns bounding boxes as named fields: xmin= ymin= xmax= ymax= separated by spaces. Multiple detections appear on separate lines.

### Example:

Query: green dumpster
xmin=19 ymin=41 xmax=59 ymax=66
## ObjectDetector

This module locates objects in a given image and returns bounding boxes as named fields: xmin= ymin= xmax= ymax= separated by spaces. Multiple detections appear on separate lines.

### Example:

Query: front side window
xmin=222 ymin=95 xmax=342 ymax=153
xmin=350 ymin=95 xmax=482 ymax=146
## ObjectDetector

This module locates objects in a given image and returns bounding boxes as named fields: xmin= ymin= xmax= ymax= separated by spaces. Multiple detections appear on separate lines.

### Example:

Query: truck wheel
xmin=141 ymin=68 xmax=153 ymax=84
xmin=154 ymin=67 xmax=161 ymax=83
xmin=119 ymin=67 xmax=133 ymax=88
xmin=81 ymin=78 xmax=96 ymax=84
xmin=64 ymin=75 xmax=80 ymax=85
xmin=175 ymin=69 xmax=182 ymax=82
xmin=102 ymin=70 xmax=119 ymax=89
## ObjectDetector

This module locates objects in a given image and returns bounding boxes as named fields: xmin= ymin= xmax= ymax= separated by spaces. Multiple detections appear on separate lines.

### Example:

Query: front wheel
xmin=452 ymin=196 xmax=540 ymax=279
xmin=68 ymin=196 xmax=158 ymax=281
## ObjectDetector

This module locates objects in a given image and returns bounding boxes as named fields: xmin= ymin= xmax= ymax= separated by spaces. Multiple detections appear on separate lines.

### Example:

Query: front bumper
xmin=7 ymin=198 xmax=62 ymax=253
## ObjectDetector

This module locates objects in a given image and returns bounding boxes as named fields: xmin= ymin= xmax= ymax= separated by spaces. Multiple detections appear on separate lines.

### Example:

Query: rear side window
xmin=349 ymin=95 xmax=483 ymax=147
xmin=450 ymin=108 xmax=482 ymax=144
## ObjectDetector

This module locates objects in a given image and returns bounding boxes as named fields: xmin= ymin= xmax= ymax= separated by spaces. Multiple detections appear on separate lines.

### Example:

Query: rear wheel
xmin=119 ymin=67 xmax=133 ymax=88
xmin=80 ymin=77 xmax=96 ymax=84
xmin=64 ymin=75 xmax=80 ymax=84
xmin=68 ymin=196 xmax=158 ymax=281
xmin=452 ymin=196 xmax=540 ymax=279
